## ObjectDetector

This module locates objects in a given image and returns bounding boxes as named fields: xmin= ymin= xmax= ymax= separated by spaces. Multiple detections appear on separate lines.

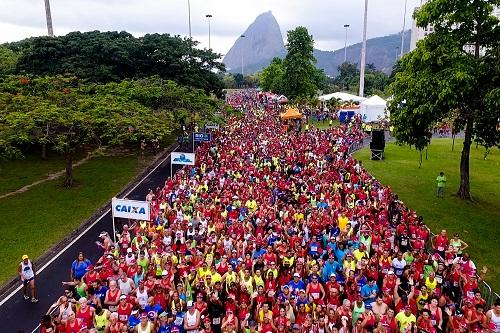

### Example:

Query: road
xmin=0 ymin=149 xmax=185 ymax=333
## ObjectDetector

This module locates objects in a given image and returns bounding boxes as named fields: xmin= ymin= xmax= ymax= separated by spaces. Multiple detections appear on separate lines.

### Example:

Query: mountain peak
xmin=223 ymin=11 xmax=285 ymax=72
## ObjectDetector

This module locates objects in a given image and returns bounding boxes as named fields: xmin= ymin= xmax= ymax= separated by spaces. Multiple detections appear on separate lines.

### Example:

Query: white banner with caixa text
xmin=112 ymin=198 xmax=150 ymax=220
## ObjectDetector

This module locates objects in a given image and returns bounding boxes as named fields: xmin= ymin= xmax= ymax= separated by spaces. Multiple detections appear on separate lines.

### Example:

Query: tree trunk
xmin=458 ymin=116 xmax=473 ymax=200
xmin=452 ymin=134 xmax=455 ymax=152
xmin=64 ymin=154 xmax=74 ymax=187
xmin=41 ymin=144 xmax=47 ymax=160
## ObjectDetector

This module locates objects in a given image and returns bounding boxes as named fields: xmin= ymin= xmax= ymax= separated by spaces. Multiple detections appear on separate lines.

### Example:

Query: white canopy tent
xmin=319 ymin=92 xmax=367 ymax=103
xmin=360 ymin=95 xmax=388 ymax=122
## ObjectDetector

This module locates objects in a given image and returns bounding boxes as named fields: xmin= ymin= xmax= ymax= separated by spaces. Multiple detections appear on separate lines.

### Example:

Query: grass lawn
xmin=309 ymin=118 xmax=340 ymax=130
xmin=0 ymin=154 xmax=151 ymax=285
xmin=0 ymin=151 xmax=86 ymax=196
xmin=353 ymin=138 xmax=500 ymax=292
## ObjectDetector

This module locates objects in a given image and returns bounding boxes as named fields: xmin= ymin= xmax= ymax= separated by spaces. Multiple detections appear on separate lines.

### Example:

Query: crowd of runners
xmin=38 ymin=90 xmax=500 ymax=333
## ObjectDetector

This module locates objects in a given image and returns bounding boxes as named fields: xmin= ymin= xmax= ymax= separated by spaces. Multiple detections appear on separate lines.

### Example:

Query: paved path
xmin=0 ymin=150 xmax=183 ymax=333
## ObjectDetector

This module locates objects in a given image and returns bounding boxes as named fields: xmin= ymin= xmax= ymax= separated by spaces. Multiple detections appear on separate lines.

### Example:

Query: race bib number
xmin=175 ymin=317 xmax=184 ymax=325
xmin=401 ymin=240 xmax=407 ymax=246
xmin=213 ymin=317 xmax=221 ymax=325
xmin=435 ymin=276 xmax=442 ymax=284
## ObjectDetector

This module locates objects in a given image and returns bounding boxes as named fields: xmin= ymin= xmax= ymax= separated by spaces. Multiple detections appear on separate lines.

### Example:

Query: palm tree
xmin=44 ymin=0 xmax=54 ymax=36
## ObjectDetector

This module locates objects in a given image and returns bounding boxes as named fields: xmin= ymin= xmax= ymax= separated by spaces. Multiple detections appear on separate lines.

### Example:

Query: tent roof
xmin=280 ymin=108 xmax=303 ymax=120
xmin=361 ymin=95 xmax=387 ymax=106
xmin=319 ymin=92 xmax=367 ymax=103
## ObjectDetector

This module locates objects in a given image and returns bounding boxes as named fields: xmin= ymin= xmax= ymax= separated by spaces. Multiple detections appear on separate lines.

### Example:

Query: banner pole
xmin=111 ymin=198 xmax=117 ymax=244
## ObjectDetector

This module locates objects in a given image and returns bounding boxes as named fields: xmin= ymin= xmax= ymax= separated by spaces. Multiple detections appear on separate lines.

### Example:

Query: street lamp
xmin=206 ymin=14 xmax=212 ymax=50
xmin=187 ymin=0 xmax=192 ymax=38
xmin=343 ymin=24 xmax=350 ymax=63
xmin=400 ymin=0 xmax=408 ymax=59
xmin=240 ymin=34 xmax=246 ymax=75
xmin=359 ymin=0 xmax=369 ymax=97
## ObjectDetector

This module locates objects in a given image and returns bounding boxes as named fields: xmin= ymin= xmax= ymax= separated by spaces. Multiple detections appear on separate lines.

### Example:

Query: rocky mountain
xmin=223 ymin=11 xmax=286 ymax=73
xmin=314 ymin=31 xmax=411 ymax=76
xmin=223 ymin=11 xmax=411 ymax=76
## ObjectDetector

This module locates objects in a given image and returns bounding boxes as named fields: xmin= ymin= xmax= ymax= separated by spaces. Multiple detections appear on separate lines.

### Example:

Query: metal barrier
xmin=347 ymin=140 xmax=365 ymax=155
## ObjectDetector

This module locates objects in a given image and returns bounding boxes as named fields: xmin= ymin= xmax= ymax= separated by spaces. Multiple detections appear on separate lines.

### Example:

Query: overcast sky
xmin=0 ymin=0 xmax=421 ymax=55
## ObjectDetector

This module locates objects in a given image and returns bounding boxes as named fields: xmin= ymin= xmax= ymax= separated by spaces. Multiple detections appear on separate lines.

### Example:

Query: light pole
xmin=359 ymin=0 xmax=368 ymax=97
xmin=206 ymin=14 xmax=212 ymax=50
xmin=400 ymin=0 xmax=408 ymax=59
xmin=240 ymin=34 xmax=246 ymax=76
xmin=187 ymin=0 xmax=192 ymax=39
xmin=44 ymin=0 xmax=54 ymax=36
xmin=343 ymin=24 xmax=350 ymax=63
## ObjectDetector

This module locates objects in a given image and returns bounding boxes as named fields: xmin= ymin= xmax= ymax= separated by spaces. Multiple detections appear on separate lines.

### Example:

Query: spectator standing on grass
xmin=436 ymin=172 xmax=446 ymax=198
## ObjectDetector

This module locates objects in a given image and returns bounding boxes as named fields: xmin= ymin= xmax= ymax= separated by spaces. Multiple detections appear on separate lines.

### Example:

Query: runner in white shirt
xmin=18 ymin=254 xmax=38 ymax=303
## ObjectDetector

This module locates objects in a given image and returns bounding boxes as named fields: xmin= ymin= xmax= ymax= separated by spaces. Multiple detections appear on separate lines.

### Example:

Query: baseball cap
xmin=139 ymin=312 xmax=148 ymax=319
xmin=162 ymin=270 xmax=168 ymax=276
xmin=120 ymin=295 xmax=127 ymax=300
xmin=293 ymin=324 xmax=301 ymax=330
xmin=127 ymin=248 xmax=133 ymax=253
xmin=22 ymin=255 xmax=29 ymax=260
xmin=187 ymin=300 xmax=194 ymax=308
xmin=388 ymin=270 xmax=394 ymax=275
xmin=293 ymin=273 xmax=300 ymax=277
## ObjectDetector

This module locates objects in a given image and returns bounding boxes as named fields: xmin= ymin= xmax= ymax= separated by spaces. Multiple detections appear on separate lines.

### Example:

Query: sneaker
xmin=31 ymin=298 xmax=39 ymax=303
xmin=23 ymin=295 xmax=30 ymax=300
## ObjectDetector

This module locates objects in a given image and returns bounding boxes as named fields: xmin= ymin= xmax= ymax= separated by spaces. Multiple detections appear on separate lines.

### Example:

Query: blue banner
xmin=193 ymin=132 xmax=211 ymax=142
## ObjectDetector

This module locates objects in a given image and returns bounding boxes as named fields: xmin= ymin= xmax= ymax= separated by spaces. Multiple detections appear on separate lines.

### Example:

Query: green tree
xmin=364 ymin=65 xmax=390 ymax=96
xmin=259 ymin=57 xmax=285 ymax=93
xmin=222 ymin=74 xmax=237 ymax=89
xmin=283 ymin=27 xmax=319 ymax=99
xmin=388 ymin=0 xmax=500 ymax=200
xmin=7 ymin=31 xmax=225 ymax=95
xmin=0 ymin=76 xmax=175 ymax=186
xmin=0 ymin=46 xmax=19 ymax=76
xmin=334 ymin=62 xmax=359 ymax=92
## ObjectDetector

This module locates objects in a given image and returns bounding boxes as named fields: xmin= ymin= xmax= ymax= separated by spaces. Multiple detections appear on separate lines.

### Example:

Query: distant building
xmin=409 ymin=0 xmax=499 ymax=53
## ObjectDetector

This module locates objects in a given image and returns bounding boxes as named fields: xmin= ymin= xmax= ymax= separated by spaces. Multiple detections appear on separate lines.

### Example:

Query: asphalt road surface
xmin=0 ymin=149 xmax=186 ymax=333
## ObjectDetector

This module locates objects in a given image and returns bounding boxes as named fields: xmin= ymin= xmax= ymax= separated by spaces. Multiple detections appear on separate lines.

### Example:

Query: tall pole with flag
xmin=44 ymin=0 xmax=54 ymax=36
xmin=400 ymin=0 xmax=408 ymax=59
xmin=359 ymin=0 xmax=369 ymax=97
xmin=187 ymin=0 xmax=192 ymax=39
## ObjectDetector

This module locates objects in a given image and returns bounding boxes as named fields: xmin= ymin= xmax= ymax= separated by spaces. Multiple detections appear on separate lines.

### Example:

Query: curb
xmin=0 ymin=143 xmax=178 ymax=299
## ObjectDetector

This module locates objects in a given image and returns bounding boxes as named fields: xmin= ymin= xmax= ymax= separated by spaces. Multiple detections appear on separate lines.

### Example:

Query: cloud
xmin=0 ymin=0 xmax=421 ymax=54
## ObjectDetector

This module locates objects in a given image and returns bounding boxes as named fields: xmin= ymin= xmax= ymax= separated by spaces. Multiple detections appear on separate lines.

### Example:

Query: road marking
xmin=0 ymin=148 xmax=176 ymax=312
